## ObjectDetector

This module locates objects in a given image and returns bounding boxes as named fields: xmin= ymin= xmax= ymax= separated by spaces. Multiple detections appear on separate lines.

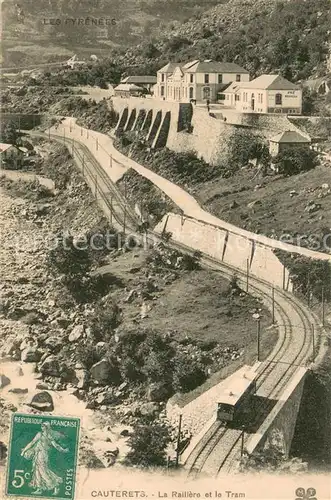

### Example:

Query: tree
xmin=126 ymin=424 xmax=171 ymax=467
xmin=274 ymin=251 xmax=331 ymax=301
xmin=1 ymin=121 xmax=18 ymax=145
xmin=172 ymin=352 xmax=206 ymax=393
xmin=227 ymin=129 xmax=270 ymax=171
xmin=274 ymin=147 xmax=319 ymax=176
xmin=47 ymin=232 xmax=92 ymax=278
xmin=302 ymin=87 xmax=318 ymax=115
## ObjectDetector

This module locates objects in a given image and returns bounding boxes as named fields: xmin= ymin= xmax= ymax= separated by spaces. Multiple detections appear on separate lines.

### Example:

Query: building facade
xmin=221 ymin=75 xmax=302 ymax=115
xmin=154 ymin=60 xmax=250 ymax=103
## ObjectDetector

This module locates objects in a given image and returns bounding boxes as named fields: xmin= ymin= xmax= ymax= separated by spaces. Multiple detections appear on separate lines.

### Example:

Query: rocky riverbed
xmin=0 ymin=181 xmax=134 ymax=469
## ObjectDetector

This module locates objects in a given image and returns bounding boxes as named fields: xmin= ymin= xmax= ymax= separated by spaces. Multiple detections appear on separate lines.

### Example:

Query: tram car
xmin=217 ymin=367 xmax=257 ymax=423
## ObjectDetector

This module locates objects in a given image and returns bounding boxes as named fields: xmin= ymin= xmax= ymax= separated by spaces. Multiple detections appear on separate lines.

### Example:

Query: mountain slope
xmin=120 ymin=0 xmax=331 ymax=82
xmin=0 ymin=0 xmax=222 ymax=66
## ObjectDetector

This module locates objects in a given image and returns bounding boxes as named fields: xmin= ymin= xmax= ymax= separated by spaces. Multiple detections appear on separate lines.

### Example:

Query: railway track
xmin=28 ymin=129 xmax=317 ymax=477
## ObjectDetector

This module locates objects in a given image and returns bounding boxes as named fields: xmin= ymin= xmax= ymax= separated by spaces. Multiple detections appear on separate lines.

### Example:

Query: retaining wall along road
xmin=155 ymin=213 xmax=292 ymax=290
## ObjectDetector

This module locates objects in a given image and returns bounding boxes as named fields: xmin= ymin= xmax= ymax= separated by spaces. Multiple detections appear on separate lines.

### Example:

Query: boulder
xmin=36 ymin=382 xmax=50 ymax=390
xmin=74 ymin=369 xmax=89 ymax=390
xmin=9 ymin=388 xmax=28 ymax=394
xmin=90 ymin=359 xmax=111 ymax=385
xmin=39 ymin=355 xmax=61 ymax=377
xmin=0 ymin=374 xmax=10 ymax=389
xmin=138 ymin=402 xmax=160 ymax=418
xmin=69 ymin=324 xmax=84 ymax=342
xmin=21 ymin=346 xmax=41 ymax=363
xmin=147 ymin=382 xmax=172 ymax=402
xmin=28 ymin=391 xmax=54 ymax=412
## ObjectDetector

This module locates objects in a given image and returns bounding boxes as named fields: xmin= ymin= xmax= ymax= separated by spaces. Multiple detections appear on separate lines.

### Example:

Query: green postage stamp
xmin=5 ymin=413 xmax=80 ymax=500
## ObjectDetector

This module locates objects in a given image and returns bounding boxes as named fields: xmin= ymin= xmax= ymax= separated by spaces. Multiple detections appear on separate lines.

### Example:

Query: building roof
xmin=270 ymin=130 xmax=311 ymax=144
xmin=114 ymin=83 xmax=143 ymax=92
xmin=0 ymin=143 xmax=15 ymax=153
xmin=158 ymin=60 xmax=249 ymax=75
xmin=241 ymin=74 xmax=300 ymax=90
xmin=121 ymin=75 xmax=157 ymax=84
xmin=221 ymin=81 xmax=243 ymax=94
xmin=184 ymin=60 xmax=249 ymax=74
xmin=158 ymin=62 xmax=185 ymax=73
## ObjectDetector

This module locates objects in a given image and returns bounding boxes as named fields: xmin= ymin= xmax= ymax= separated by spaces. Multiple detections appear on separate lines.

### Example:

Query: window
xmin=235 ymin=94 xmax=240 ymax=101
xmin=275 ymin=93 xmax=282 ymax=105
xmin=236 ymin=74 xmax=241 ymax=82
xmin=189 ymin=87 xmax=194 ymax=99
xmin=190 ymin=74 xmax=194 ymax=83
xmin=160 ymin=86 xmax=164 ymax=97
xmin=218 ymin=74 xmax=223 ymax=84
xmin=204 ymin=74 xmax=209 ymax=84
xmin=161 ymin=73 xmax=165 ymax=82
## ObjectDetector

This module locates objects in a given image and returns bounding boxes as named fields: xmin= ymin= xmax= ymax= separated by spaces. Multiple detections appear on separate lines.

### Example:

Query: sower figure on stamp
xmin=21 ymin=422 xmax=69 ymax=496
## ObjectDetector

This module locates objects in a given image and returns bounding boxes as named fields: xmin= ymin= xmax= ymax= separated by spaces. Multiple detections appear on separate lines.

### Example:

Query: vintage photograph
xmin=0 ymin=0 xmax=330 ymax=499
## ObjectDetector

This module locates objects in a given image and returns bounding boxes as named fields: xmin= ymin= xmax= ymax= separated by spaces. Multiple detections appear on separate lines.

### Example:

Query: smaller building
xmin=121 ymin=75 xmax=157 ymax=92
xmin=220 ymin=74 xmax=303 ymax=115
xmin=113 ymin=83 xmax=145 ymax=98
xmin=269 ymin=130 xmax=311 ymax=157
xmin=0 ymin=143 xmax=24 ymax=167
xmin=218 ymin=81 xmax=242 ymax=107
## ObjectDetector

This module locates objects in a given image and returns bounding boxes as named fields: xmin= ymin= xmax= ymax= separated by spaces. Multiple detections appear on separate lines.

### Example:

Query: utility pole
xmin=282 ymin=264 xmax=286 ymax=290
xmin=246 ymin=258 xmax=249 ymax=293
xmin=257 ymin=318 xmax=261 ymax=362
xmin=307 ymin=270 xmax=311 ymax=307
xmin=175 ymin=414 xmax=183 ymax=467
xmin=94 ymin=175 xmax=98 ymax=198
xmin=123 ymin=206 xmax=126 ymax=236
xmin=321 ymin=286 xmax=325 ymax=327
xmin=240 ymin=426 xmax=245 ymax=458
xmin=272 ymin=287 xmax=275 ymax=324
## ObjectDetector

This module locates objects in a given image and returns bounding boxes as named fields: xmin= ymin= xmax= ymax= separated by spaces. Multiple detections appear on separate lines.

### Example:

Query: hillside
xmin=120 ymin=0 xmax=331 ymax=82
xmin=1 ymin=0 xmax=222 ymax=67
xmin=1 ymin=0 xmax=330 ymax=80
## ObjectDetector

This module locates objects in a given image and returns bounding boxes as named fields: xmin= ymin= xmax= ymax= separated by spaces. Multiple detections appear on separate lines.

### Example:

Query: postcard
xmin=0 ymin=0 xmax=330 ymax=499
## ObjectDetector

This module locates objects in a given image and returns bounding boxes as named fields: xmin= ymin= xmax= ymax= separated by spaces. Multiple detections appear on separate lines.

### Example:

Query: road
xmin=49 ymin=118 xmax=331 ymax=262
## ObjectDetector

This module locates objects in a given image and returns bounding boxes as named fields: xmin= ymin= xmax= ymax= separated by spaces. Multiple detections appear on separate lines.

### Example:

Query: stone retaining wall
xmin=155 ymin=213 xmax=292 ymax=289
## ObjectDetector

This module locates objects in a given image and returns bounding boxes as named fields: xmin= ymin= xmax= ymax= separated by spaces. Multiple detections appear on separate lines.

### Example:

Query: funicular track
xmin=30 ymin=130 xmax=317 ymax=478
